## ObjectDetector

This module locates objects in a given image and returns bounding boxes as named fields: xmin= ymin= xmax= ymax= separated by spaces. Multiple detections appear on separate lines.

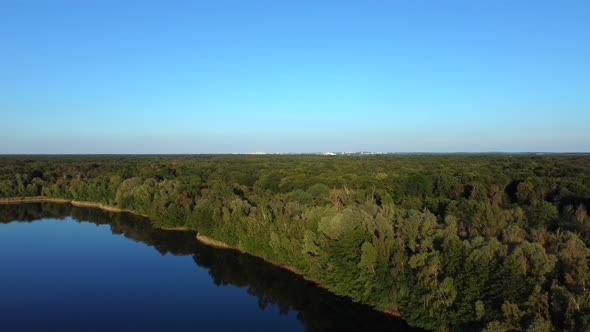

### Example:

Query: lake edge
xmin=0 ymin=197 xmax=405 ymax=321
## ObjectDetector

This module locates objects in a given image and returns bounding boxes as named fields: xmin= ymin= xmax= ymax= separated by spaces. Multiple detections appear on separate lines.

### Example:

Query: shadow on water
xmin=0 ymin=203 xmax=422 ymax=332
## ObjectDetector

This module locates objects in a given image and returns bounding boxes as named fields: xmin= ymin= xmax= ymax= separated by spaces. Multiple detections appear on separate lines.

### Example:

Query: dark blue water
xmin=0 ymin=203 xmax=418 ymax=332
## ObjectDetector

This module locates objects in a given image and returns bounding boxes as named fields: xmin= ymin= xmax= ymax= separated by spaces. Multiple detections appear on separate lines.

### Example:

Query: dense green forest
xmin=1 ymin=155 xmax=589 ymax=331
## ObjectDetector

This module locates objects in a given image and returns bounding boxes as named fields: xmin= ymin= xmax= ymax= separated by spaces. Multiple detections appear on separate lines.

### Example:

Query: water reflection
xmin=0 ymin=203 xmax=420 ymax=332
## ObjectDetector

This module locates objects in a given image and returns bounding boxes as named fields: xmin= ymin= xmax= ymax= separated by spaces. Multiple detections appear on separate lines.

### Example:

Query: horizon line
xmin=1 ymin=152 xmax=589 ymax=156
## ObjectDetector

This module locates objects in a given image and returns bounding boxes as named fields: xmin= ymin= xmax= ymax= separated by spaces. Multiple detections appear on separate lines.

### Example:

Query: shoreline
xmin=192 ymin=234 xmax=407 ymax=318
xmin=160 ymin=226 xmax=191 ymax=231
xmin=0 ymin=196 xmax=400 ymax=319
xmin=195 ymin=233 xmax=235 ymax=249
xmin=195 ymin=233 xmax=302 ymax=274
xmin=0 ymin=196 xmax=149 ymax=217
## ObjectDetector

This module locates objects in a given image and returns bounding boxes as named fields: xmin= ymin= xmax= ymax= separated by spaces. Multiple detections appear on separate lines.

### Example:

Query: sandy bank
xmin=0 ymin=196 xmax=148 ymax=217
xmin=195 ymin=233 xmax=236 ymax=249
xmin=160 ymin=226 xmax=191 ymax=231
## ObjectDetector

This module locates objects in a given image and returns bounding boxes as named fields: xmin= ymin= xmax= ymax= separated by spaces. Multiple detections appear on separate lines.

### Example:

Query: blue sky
xmin=1 ymin=0 xmax=589 ymax=153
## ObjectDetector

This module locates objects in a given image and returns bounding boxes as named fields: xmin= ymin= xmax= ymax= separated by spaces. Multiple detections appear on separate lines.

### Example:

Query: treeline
xmin=0 ymin=154 xmax=589 ymax=331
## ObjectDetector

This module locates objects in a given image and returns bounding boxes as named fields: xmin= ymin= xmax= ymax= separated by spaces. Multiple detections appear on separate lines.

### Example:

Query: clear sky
xmin=1 ymin=0 xmax=589 ymax=153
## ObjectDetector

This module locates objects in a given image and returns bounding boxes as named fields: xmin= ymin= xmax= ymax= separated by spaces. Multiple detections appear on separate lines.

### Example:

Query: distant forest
xmin=1 ymin=155 xmax=589 ymax=331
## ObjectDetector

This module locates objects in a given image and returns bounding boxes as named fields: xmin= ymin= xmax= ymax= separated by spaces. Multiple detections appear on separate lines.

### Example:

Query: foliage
xmin=1 ymin=154 xmax=590 ymax=330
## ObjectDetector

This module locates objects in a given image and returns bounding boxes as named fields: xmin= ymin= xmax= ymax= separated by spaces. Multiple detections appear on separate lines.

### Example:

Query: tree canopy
xmin=1 ymin=154 xmax=589 ymax=330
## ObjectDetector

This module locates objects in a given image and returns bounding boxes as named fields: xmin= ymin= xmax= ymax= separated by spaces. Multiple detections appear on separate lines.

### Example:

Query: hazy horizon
xmin=2 ymin=1 xmax=589 ymax=154
xmin=1 ymin=151 xmax=589 ymax=156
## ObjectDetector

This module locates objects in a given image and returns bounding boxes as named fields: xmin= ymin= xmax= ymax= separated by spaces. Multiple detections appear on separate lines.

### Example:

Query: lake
xmin=0 ymin=203 xmax=419 ymax=332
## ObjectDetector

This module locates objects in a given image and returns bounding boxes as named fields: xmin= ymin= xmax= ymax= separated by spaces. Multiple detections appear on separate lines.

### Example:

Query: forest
xmin=0 ymin=154 xmax=589 ymax=331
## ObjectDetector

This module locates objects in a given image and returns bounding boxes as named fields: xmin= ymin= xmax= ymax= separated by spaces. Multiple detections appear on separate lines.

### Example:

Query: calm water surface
xmin=0 ymin=203 xmax=418 ymax=332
